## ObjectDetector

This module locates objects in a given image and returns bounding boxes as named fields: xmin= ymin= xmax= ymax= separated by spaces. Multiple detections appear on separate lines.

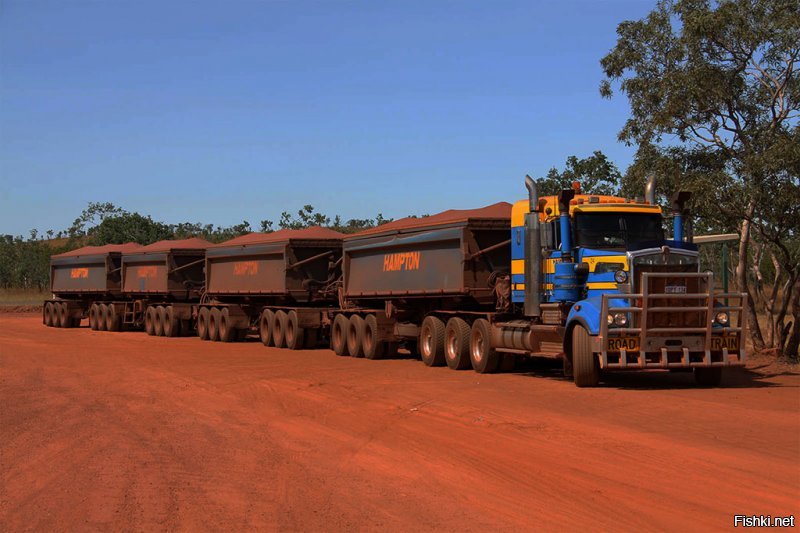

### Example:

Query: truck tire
xmin=347 ymin=315 xmax=365 ymax=358
xmin=444 ymin=317 xmax=471 ymax=370
xmin=218 ymin=308 xmax=235 ymax=342
xmin=470 ymin=318 xmax=499 ymax=373
xmin=198 ymin=307 xmax=210 ymax=340
xmin=145 ymin=307 xmax=156 ymax=335
xmin=362 ymin=314 xmax=384 ymax=360
xmin=97 ymin=304 xmax=108 ymax=331
xmin=420 ymin=316 xmax=446 ymax=367
xmin=89 ymin=303 xmax=99 ymax=330
xmin=106 ymin=304 xmax=121 ymax=332
xmin=208 ymin=308 xmax=221 ymax=342
xmin=154 ymin=306 xmax=165 ymax=336
xmin=332 ymin=314 xmax=349 ymax=356
xmin=273 ymin=310 xmax=288 ymax=348
xmin=54 ymin=303 xmax=63 ymax=327
xmin=694 ymin=367 xmax=723 ymax=387
xmin=45 ymin=302 xmax=55 ymax=327
xmin=572 ymin=325 xmax=599 ymax=387
xmin=163 ymin=306 xmax=180 ymax=338
xmin=43 ymin=302 xmax=52 ymax=327
xmin=50 ymin=302 xmax=58 ymax=328
xmin=285 ymin=310 xmax=305 ymax=350
xmin=259 ymin=309 xmax=274 ymax=346
xmin=57 ymin=302 xmax=69 ymax=328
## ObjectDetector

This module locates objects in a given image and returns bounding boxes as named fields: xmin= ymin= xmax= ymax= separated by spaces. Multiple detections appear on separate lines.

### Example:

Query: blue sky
xmin=0 ymin=0 xmax=651 ymax=236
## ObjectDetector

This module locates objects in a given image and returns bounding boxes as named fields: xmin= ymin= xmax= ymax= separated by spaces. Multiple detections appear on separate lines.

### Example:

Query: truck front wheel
xmin=571 ymin=325 xmax=600 ymax=387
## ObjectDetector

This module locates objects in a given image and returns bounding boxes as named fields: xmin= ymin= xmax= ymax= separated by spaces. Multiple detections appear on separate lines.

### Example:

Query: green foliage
xmin=602 ymin=0 xmax=800 ymax=356
xmin=88 ymin=212 xmax=173 ymax=245
xmin=276 ymin=205 xmax=392 ymax=234
xmin=0 ymin=235 xmax=56 ymax=290
xmin=537 ymin=151 xmax=623 ymax=196
xmin=0 ymin=202 xmax=394 ymax=290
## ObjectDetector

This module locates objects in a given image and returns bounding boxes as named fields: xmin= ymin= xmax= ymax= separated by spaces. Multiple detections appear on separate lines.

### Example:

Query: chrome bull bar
xmin=598 ymin=272 xmax=747 ymax=369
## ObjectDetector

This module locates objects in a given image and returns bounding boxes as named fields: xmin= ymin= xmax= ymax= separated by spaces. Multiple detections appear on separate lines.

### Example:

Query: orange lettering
xmin=382 ymin=252 xmax=422 ymax=272
xmin=137 ymin=266 xmax=158 ymax=279
xmin=70 ymin=268 xmax=89 ymax=279
xmin=233 ymin=261 xmax=259 ymax=276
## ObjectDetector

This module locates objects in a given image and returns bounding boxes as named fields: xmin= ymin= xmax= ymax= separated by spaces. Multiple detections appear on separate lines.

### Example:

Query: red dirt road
xmin=1 ymin=313 xmax=798 ymax=531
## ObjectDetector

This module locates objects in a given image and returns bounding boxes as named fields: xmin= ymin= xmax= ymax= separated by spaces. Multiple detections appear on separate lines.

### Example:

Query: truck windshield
xmin=574 ymin=213 xmax=664 ymax=249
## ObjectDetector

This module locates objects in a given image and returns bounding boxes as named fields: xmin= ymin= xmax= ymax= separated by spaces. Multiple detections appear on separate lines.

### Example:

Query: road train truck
xmin=506 ymin=176 xmax=747 ymax=386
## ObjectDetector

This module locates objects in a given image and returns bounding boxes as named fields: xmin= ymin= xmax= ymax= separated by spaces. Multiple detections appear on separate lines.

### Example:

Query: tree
xmin=89 ymin=212 xmax=173 ymax=245
xmin=68 ymin=202 xmax=124 ymax=239
xmin=277 ymin=205 xmax=393 ymax=234
xmin=601 ymin=0 xmax=800 ymax=357
xmin=538 ymin=151 xmax=623 ymax=196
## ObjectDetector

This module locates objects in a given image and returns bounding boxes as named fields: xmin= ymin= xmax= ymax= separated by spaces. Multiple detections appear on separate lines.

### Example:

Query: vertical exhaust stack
xmin=524 ymin=175 xmax=541 ymax=318
xmin=644 ymin=175 xmax=656 ymax=205
xmin=557 ymin=189 xmax=576 ymax=261
xmin=671 ymin=191 xmax=692 ymax=243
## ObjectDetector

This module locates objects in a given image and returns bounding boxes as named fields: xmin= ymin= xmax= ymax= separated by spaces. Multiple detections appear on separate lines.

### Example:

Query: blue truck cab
xmin=497 ymin=177 xmax=747 ymax=387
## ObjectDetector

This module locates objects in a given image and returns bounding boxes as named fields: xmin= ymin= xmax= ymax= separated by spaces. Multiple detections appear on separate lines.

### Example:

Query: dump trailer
xmin=495 ymin=176 xmax=748 ymax=386
xmin=43 ymin=243 xmax=142 ymax=328
xmin=329 ymin=203 xmax=512 ymax=363
xmin=97 ymin=237 xmax=213 ymax=336
xmin=199 ymin=227 xmax=344 ymax=346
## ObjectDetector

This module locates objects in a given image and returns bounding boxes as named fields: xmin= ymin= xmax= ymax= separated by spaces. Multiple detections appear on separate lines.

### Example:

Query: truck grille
xmin=633 ymin=265 xmax=705 ymax=331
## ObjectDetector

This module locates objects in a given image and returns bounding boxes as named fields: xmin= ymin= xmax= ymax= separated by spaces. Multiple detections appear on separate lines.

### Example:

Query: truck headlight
xmin=715 ymin=311 xmax=729 ymax=326
xmin=608 ymin=313 xmax=628 ymax=327
xmin=614 ymin=270 xmax=628 ymax=284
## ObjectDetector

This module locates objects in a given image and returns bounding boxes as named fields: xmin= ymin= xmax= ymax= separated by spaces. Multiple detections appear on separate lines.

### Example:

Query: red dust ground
xmin=1 ymin=312 xmax=798 ymax=530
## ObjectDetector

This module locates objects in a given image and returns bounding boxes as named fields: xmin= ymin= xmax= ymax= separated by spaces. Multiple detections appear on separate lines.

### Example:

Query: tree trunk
xmin=785 ymin=278 xmax=800 ymax=360
xmin=737 ymin=201 xmax=765 ymax=351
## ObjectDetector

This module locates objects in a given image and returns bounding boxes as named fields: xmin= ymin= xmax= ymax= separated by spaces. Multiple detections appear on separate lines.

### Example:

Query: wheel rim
xmin=421 ymin=325 xmax=432 ymax=356
xmin=446 ymin=329 xmax=457 ymax=360
xmin=333 ymin=321 xmax=342 ymax=348
xmin=472 ymin=329 xmax=483 ymax=363
xmin=260 ymin=314 xmax=270 ymax=343
xmin=364 ymin=326 xmax=373 ymax=352
xmin=198 ymin=312 xmax=207 ymax=338
xmin=286 ymin=320 xmax=294 ymax=344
